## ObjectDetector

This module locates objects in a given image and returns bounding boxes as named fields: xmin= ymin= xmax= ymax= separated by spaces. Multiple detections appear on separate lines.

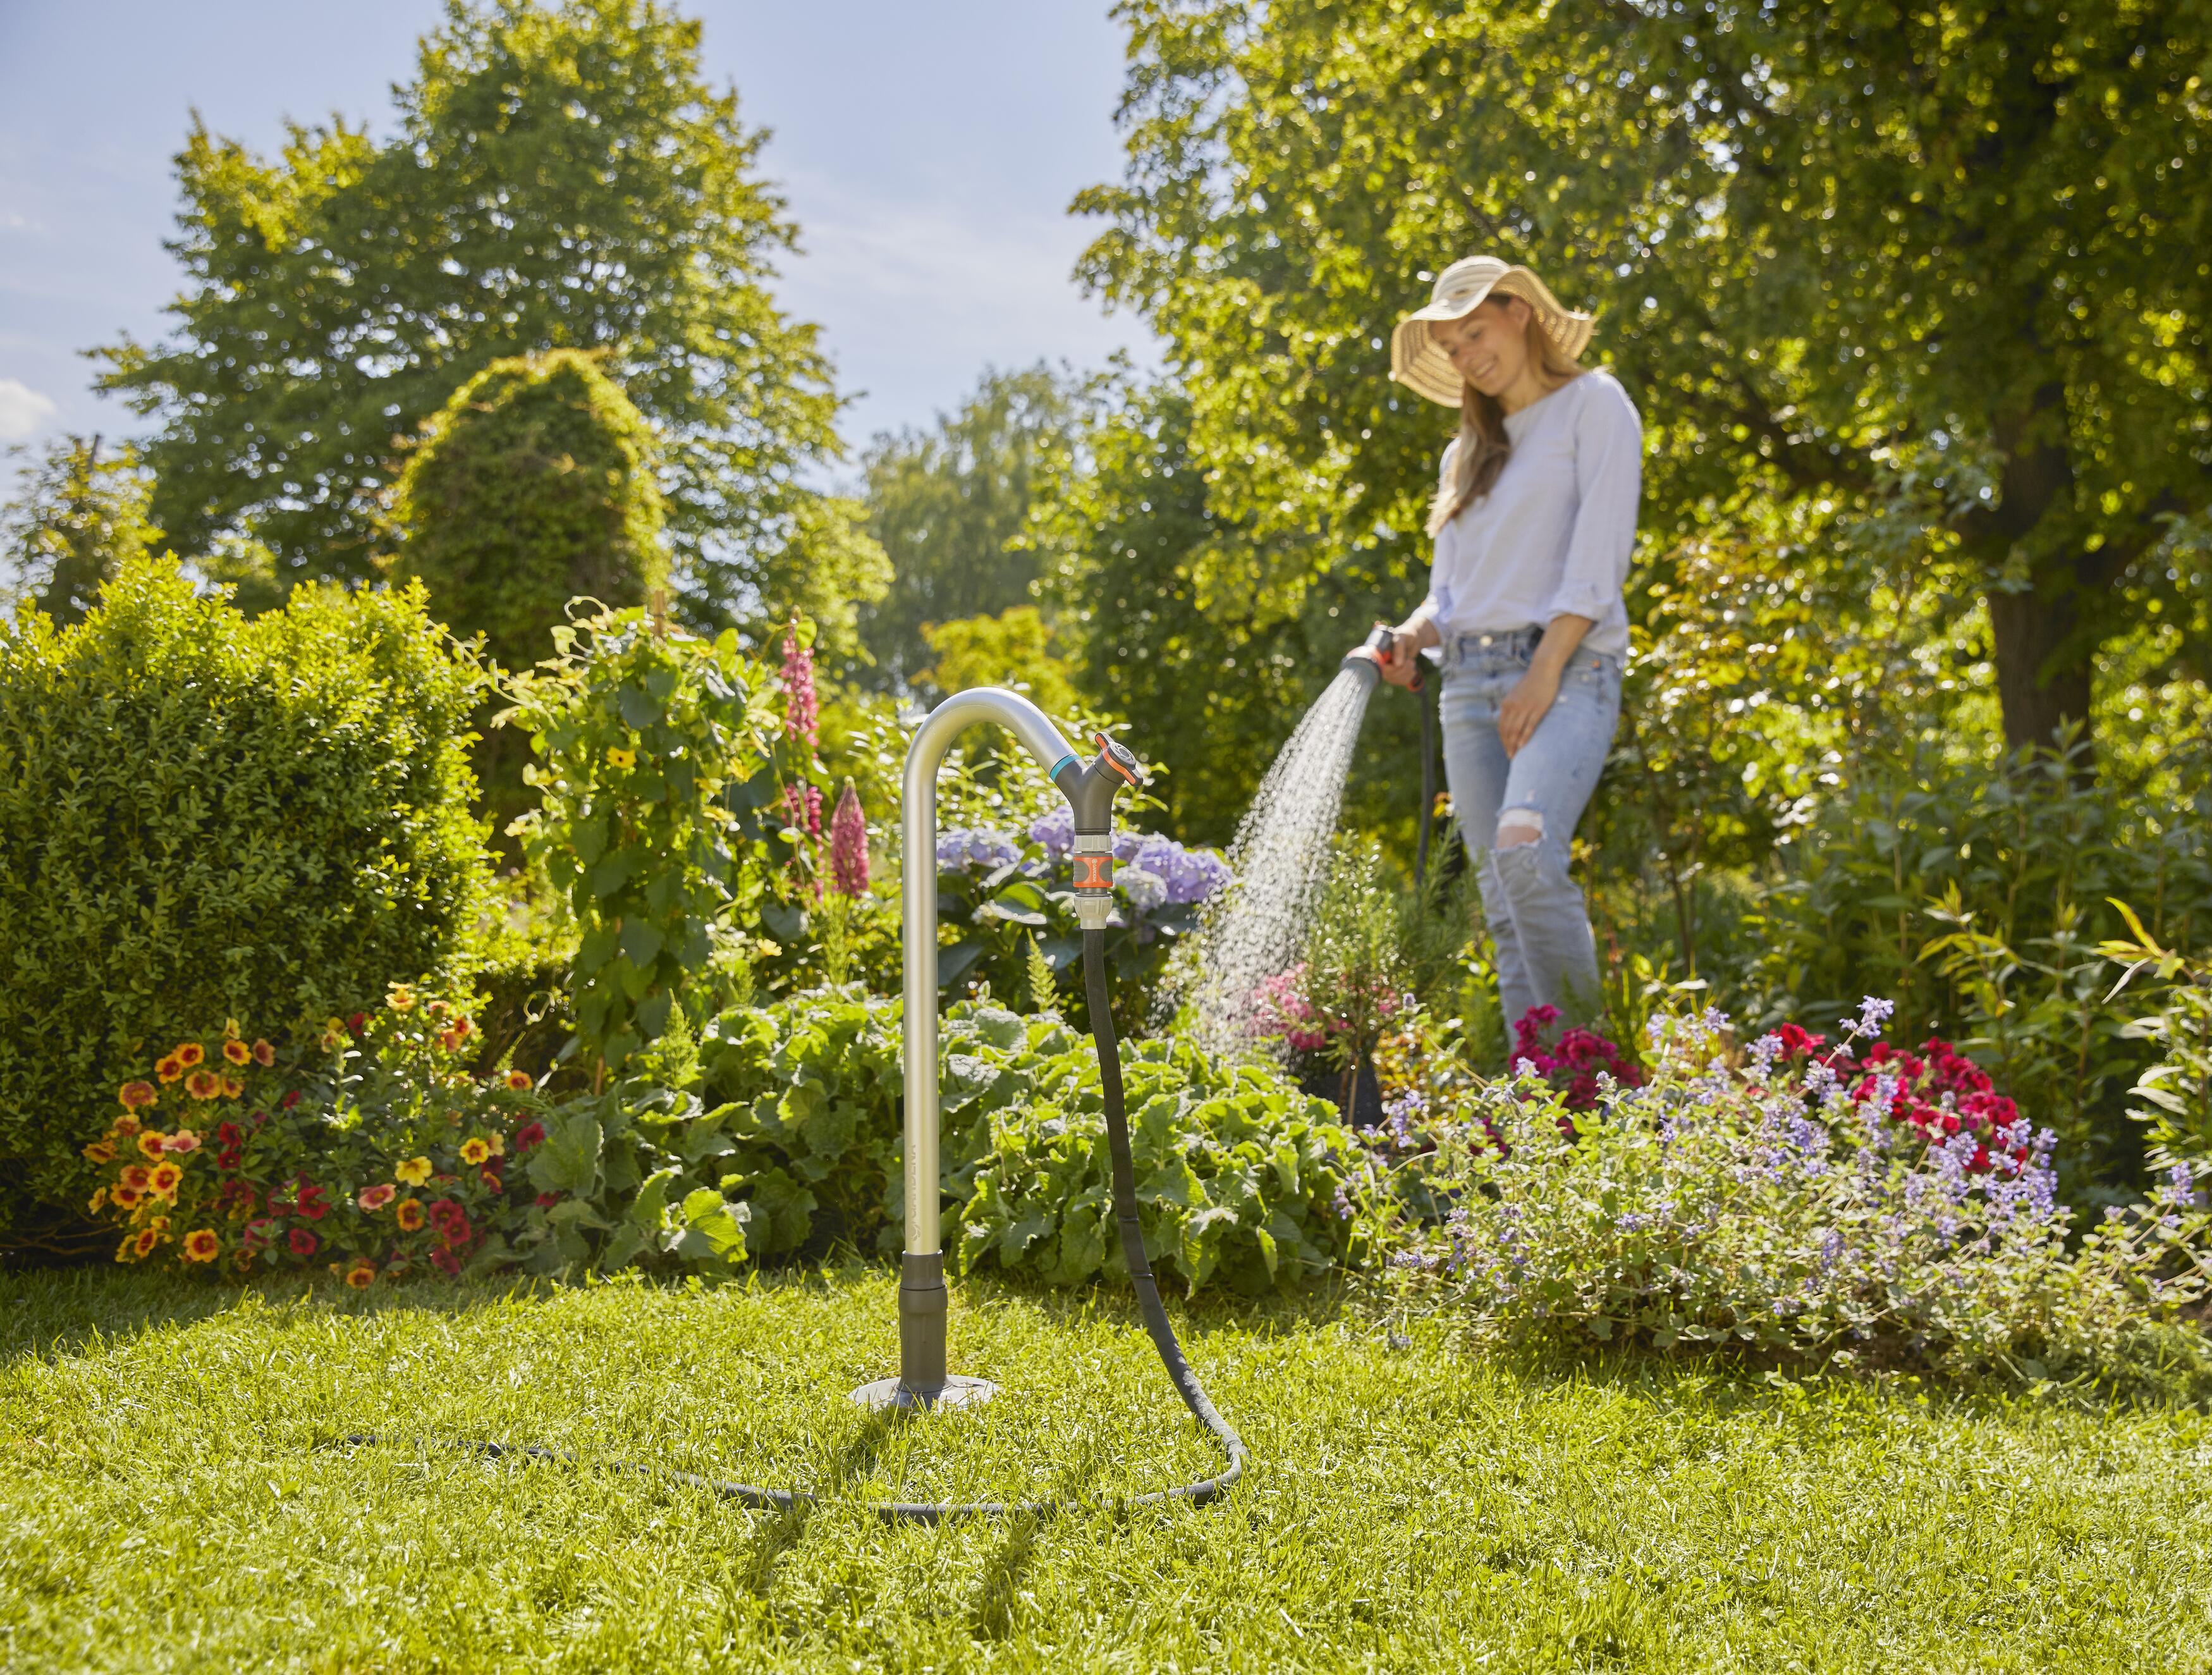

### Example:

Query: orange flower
xmin=387 ymin=983 xmax=417 ymax=1012
xmin=119 ymin=1080 xmax=159 ymax=1110
xmin=395 ymin=1157 xmax=431 ymax=1187
xmin=396 ymin=1198 xmax=425 ymax=1232
xmin=219 ymin=1074 xmax=243 ymax=1098
xmin=119 ymin=1165 xmax=151 ymax=1193
xmin=155 ymin=1053 xmax=184 ymax=1084
xmin=344 ymin=1260 xmax=376 ymax=1289
xmin=252 ymin=1040 xmax=275 ymax=1067
xmin=223 ymin=1039 xmax=252 ymax=1067
xmin=181 ymin=1229 xmax=221 ymax=1263
xmin=138 ymin=1132 xmax=168 ymax=1161
xmin=175 ymin=1043 xmax=205 ymax=1069
xmin=149 ymin=1162 xmax=183 ymax=1200
xmin=82 ymin=1139 xmax=116 ymax=1165
xmin=164 ymin=1129 xmax=201 ymax=1157
xmin=459 ymin=1138 xmax=491 ymax=1167
xmin=504 ymin=1070 xmax=533 ymax=1091
xmin=185 ymin=1069 xmax=221 ymax=1101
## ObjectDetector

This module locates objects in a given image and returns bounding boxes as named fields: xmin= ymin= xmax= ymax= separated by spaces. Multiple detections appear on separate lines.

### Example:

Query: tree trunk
xmin=1986 ymin=583 xmax=2095 ymax=760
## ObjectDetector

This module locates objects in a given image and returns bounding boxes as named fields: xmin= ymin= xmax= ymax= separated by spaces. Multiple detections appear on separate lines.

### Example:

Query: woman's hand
xmin=1377 ymin=615 xmax=1437 ymax=689
xmin=1497 ymin=662 xmax=1561 ymax=757
xmin=1496 ymin=614 xmax=1595 ymax=756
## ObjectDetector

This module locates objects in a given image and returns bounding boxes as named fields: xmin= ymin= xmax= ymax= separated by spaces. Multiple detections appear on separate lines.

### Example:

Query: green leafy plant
xmin=503 ymin=604 xmax=774 ymax=1081
xmin=694 ymin=991 xmax=1357 ymax=1291
xmin=2100 ymin=902 xmax=2212 ymax=1172
xmin=0 ymin=558 xmax=493 ymax=1245
xmin=953 ymin=1021 xmax=1360 ymax=1294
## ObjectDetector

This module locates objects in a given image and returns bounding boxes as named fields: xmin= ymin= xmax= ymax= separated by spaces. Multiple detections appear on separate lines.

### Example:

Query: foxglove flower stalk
xmin=829 ymin=779 xmax=869 ymax=897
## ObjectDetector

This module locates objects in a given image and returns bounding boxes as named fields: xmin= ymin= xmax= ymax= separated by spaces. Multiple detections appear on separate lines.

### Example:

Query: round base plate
xmin=850 ymin=1373 xmax=999 ymax=1412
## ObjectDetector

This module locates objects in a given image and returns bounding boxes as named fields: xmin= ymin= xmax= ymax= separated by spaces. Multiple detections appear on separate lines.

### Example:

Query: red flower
xmin=346 ymin=1012 xmax=366 ymax=1036
xmin=429 ymin=1246 xmax=461 ymax=1276
xmin=288 ymin=1227 xmax=317 ymax=1256
xmin=216 ymin=1121 xmax=242 ymax=1147
xmin=535 ymin=1192 xmax=561 ymax=1208
xmin=513 ymin=1120 xmax=547 ymax=1153
xmin=279 ymin=1089 xmax=302 ymax=1111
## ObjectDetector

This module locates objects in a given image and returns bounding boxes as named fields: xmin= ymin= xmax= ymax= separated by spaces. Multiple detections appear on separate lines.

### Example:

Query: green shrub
xmin=696 ymin=991 xmax=1359 ymax=1291
xmin=390 ymin=350 xmax=668 ymax=674
xmin=0 ymin=559 xmax=494 ymax=1239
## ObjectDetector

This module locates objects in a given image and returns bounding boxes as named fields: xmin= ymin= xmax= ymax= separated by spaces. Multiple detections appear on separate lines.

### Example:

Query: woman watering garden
xmin=1354 ymin=255 xmax=1642 ymax=1030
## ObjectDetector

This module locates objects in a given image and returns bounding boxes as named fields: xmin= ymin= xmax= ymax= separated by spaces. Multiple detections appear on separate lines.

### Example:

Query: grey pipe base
xmin=850 ymin=1252 xmax=998 ymax=1411
xmin=850 ymin=1373 xmax=998 ymax=1412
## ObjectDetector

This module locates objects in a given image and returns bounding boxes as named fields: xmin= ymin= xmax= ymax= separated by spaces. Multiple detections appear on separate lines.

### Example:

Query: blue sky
xmin=0 ymin=0 xmax=1153 ymax=464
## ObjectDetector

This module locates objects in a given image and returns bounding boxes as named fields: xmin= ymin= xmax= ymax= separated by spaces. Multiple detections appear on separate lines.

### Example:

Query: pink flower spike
xmin=830 ymin=780 xmax=870 ymax=897
xmin=781 ymin=631 xmax=819 ymax=746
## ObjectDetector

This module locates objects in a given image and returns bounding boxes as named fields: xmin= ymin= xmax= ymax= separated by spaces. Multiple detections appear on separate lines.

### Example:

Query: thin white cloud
xmin=769 ymin=170 xmax=1154 ymax=441
xmin=0 ymin=377 xmax=58 ymax=441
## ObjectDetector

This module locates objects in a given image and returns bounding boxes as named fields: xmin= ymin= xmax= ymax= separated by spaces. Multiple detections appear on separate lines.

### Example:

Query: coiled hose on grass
xmin=337 ymin=929 xmax=1245 ymax=1523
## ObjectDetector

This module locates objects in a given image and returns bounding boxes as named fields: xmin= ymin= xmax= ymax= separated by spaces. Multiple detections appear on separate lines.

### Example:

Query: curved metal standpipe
xmin=852 ymin=688 xmax=1079 ymax=1413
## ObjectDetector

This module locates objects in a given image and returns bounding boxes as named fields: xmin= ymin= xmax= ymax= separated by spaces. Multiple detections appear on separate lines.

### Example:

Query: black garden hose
xmin=334 ymin=930 xmax=1244 ymax=1523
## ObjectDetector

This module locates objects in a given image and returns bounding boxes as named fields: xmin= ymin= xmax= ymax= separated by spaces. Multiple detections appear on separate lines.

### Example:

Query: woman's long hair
xmin=1424 ymin=304 xmax=1587 ymax=537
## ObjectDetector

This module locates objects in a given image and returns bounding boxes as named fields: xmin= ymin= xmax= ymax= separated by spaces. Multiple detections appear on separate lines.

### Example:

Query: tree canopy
xmin=1 ymin=437 xmax=161 ymax=626
xmin=853 ymin=364 xmax=1076 ymax=689
xmin=1075 ymin=0 xmax=2212 ymax=754
xmin=95 ymin=0 xmax=884 ymax=644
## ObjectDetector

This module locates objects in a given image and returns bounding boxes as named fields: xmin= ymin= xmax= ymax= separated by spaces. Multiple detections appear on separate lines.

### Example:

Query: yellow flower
xmin=138 ymin=1132 xmax=168 ymax=1161
xmin=182 ymin=1229 xmax=221 ymax=1264
xmin=396 ymin=1198 xmax=425 ymax=1232
xmin=344 ymin=1260 xmax=376 ymax=1290
xmin=606 ymin=746 xmax=637 ymax=770
xmin=505 ymin=1070 xmax=534 ymax=1091
xmin=83 ymin=1139 xmax=116 ymax=1165
xmin=395 ymin=1157 xmax=432 ymax=1186
xmin=388 ymin=983 xmax=417 ymax=1012
xmin=223 ymin=1038 xmax=252 ymax=1067
xmin=459 ymin=1138 xmax=491 ymax=1167
xmin=223 ymin=1019 xmax=242 ymax=1041
xmin=87 ymin=1187 xmax=107 ymax=1213
xmin=319 ymin=1017 xmax=347 ymax=1052
xmin=148 ymin=1162 xmax=183 ymax=1200
xmin=486 ymin=1132 xmax=505 ymax=1158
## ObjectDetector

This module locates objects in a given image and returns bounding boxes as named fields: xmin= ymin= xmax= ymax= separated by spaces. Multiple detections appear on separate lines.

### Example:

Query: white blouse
xmin=1415 ymin=367 xmax=1642 ymax=660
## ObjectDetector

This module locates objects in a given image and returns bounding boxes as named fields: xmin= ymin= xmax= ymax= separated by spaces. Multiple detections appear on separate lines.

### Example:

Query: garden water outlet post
xmin=851 ymin=685 xmax=1139 ymax=1412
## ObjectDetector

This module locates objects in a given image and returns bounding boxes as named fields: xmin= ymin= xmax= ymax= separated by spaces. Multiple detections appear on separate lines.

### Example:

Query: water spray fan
xmin=339 ymin=687 xmax=1245 ymax=1523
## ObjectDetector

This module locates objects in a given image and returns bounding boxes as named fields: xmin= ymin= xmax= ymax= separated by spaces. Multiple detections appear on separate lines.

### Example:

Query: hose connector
xmin=1341 ymin=622 xmax=1424 ymax=692
xmin=1051 ymin=731 xmax=1145 ymax=930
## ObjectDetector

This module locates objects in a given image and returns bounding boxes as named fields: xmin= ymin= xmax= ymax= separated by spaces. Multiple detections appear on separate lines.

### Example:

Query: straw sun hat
xmin=1388 ymin=255 xmax=1596 ymax=407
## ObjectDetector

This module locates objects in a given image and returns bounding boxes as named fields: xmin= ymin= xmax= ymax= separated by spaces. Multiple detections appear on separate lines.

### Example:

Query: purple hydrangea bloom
xmin=936 ymin=827 xmax=1020 ymax=871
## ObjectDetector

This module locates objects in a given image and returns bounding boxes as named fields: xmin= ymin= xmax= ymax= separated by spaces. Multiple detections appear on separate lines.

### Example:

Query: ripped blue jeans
xmin=1437 ymin=627 xmax=1622 ymax=1034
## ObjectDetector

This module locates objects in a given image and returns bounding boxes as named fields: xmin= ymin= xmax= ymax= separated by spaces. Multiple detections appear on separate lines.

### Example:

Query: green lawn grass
xmin=4 ymin=1264 xmax=2208 ymax=1672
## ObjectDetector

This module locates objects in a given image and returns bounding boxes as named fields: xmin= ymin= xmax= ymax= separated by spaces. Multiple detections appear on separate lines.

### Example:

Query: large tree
xmin=1 ymin=436 xmax=161 ymax=625
xmin=1076 ymin=0 xmax=2212 ymax=755
xmin=95 ymin=0 xmax=883 ymax=644
xmin=853 ymin=363 xmax=1075 ymax=690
